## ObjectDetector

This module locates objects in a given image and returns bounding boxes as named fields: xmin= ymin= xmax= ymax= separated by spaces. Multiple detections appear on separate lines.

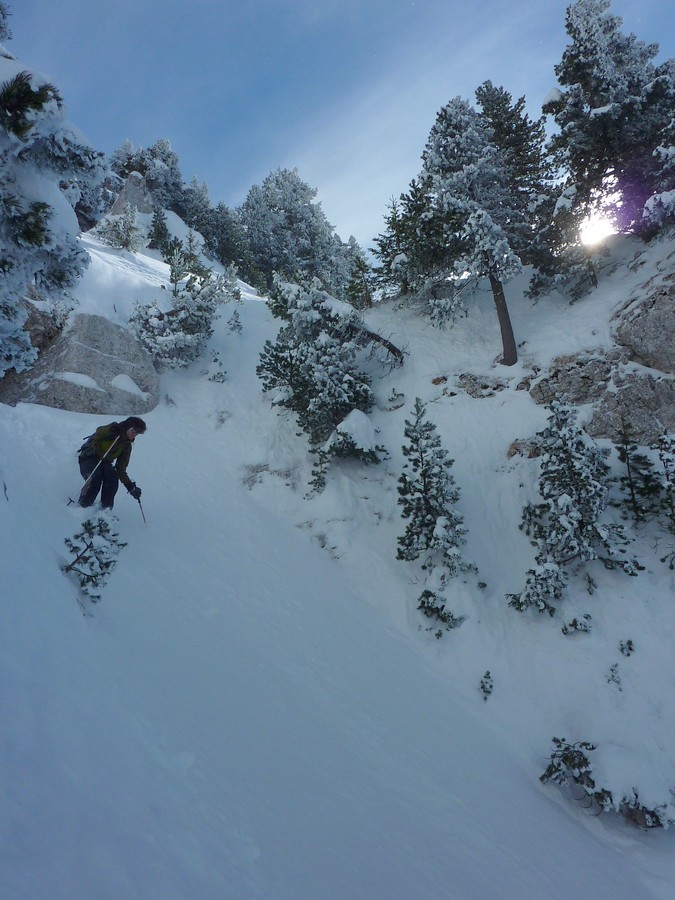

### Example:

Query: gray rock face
xmin=527 ymin=278 xmax=674 ymax=446
xmin=614 ymin=285 xmax=675 ymax=374
xmin=587 ymin=372 xmax=675 ymax=444
xmin=0 ymin=313 xmax=159 ymax=415
xmin=529 ymin=352 xmax=621 ymax=407
xmin=109 ymin=171 xmax=154 ymax=215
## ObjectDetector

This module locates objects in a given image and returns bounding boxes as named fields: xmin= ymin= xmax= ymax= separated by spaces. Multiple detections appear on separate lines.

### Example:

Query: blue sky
xmin=7 ymin=0 xmax=674 ymax=247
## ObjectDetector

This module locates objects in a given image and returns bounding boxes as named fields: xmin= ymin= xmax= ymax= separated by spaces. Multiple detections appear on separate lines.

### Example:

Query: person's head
xmin=120 ymin=416 xmax=147 ymax=441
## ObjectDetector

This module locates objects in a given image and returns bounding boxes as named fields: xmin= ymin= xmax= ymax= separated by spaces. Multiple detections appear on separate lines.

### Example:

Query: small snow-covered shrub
xmin=62 ymin=514 xmax=127 ymax=602
xmin=561 ymin=613 xmax=592 ymax=635
xmin=480 ymin=671 xmax=493 ymax=701
xmin=417 ymin=589 xmax=465 ymax=638
xmin=540 ymin=737 xmax=675 ymax=829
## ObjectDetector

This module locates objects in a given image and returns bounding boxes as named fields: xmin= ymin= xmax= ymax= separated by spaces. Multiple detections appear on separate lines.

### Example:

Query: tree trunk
xmin=345 ymin=324 xmax=405 ymax=365
xmin=488 ymin=272 xmax=518 ymax=366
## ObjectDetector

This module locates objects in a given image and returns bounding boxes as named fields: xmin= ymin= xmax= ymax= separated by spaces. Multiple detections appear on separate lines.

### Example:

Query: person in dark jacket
xmin=78 ymin=416 xmax=146 ymax=509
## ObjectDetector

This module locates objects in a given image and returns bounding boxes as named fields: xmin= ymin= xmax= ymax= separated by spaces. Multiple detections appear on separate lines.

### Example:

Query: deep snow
xmin=1 ymin=230 xmax=675 ymax=899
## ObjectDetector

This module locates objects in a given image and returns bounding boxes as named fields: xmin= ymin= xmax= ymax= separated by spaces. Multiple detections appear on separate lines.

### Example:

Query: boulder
xmin=0 ymin=313 xmax=159 ymax=415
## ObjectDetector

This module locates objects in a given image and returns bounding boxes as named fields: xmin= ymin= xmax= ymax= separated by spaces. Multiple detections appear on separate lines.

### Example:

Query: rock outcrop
xmin=0 ymin=313 xmax=159 ymax=415
xmin=109 ymin=171 xmax=154 ymax=216
xmin=528 ymin=279 xmax=675 ymax=446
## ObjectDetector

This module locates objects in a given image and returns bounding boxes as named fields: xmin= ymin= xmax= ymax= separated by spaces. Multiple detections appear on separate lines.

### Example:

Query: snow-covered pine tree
xmin=645 ymin=117 xmax=675 ymax=228
xmin=475 ymin=80 xmax=552 ymax=265
xmin=129 ymin=271 xmax=230 ymax=369
xmin=657 ymin=433 xmax=675 ymax=567
xmin=544 ymin=0 xmax=675 ymax=235
xmin=238 ymin=168 xmax=354 ymax=298
xmin=0 ymin=46 xmax=106 ymax=377
xmin=163 ymin=237 xmax=191 ymax=296
xmin=508 ymin=403 xmax=642 ymax=615
xmin=397 ymin=398 xmax=475 ymax=632
xmin=110 ymin=137 xmax=184 ymax=215
xmin=0 ymin=4 xmax=11 ymax=41
xmin=372 ymin=196 xmax=410 ymax=297
xmin=397 ymin=398 xmax=473 ymax=577
xmin=256 ymin=277 xmax=374 ymax=446
xmin=420 ymin=96 xmax=526 ymax=365
xmin=372 ymin=176 xmax=463 ymax=316
xmin=209 ymin=201 xmax=250 ymax=271
xmin=180 ymin=176 xmax=212 ymax=240
xmin=345 ymin=248 xmax=374 ymax=310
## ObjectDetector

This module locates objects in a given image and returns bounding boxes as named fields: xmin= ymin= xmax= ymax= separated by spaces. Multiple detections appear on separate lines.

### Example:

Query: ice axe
xmin=136 ymin=497 xmax=147 ymax=524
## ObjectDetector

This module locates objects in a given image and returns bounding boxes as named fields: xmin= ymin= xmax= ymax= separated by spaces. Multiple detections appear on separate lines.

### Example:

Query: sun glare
xmin=580 ymin=213 xmax=616 ymax=245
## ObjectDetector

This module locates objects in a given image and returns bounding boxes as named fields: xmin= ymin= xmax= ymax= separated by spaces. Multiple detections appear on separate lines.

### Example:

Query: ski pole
xmin=136 ymin=497 xmax=147 ymax=524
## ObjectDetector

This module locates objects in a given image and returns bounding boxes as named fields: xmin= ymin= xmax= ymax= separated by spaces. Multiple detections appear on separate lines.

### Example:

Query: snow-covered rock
xmin=0 ymin=313 xmax=158 ymax=414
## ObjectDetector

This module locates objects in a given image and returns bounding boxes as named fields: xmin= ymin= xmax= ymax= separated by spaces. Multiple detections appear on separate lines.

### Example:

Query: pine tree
xmin=0 ymin=3 xmax=11 ymax=41
xmin=397 ymin=399 xmax=475 ymax=634
xmin=420 ymin=96 xmax=525 ymax=364
xmin=544 ymin=0 xmax=675 ymax=234
xmin=475 ymin=80 xmax=552 ymax=264
xmin=163 ymin=237 xmax=190 ymax=296
xmin=397 ymin=398 xmax=472 ymax=577
xmin=0 ymin=60 xmax=106 ymax=377
xmin=94 ymin=202 xmax=143 ymax=252
xmin=345 ymin=252 xmax=374 ymax=309
xmin=239 ymin=168 xmax=353 ymax=297
xmin=372 ymin=196 xmax=409 ymax=296
xmin=645 ymin=117 xmax=675 ymax=228
xmin=148 ymin=205 xmax=170 ymax=252
xmin=256 ymin=278 xmax=374 ymax=446
xmin=656 ymin=434 xmax=675 ymax=568
xmin=614 ymin=420 xmax=662 ymax=523
xmin=129 ymin=271 xmax=231 ymax=369
xmin=508 ymin=403 xmax=642 ymax=615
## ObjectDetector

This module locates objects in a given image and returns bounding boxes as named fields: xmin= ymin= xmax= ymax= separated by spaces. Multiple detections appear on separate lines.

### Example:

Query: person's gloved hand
xmin=128 ymin=483 xmax=142 ymax=500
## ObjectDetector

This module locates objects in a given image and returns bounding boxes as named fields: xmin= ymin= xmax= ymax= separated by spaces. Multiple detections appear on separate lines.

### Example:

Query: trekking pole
xmin=136 ymin=497 xmax=147 ymax=524
xmin=68 ymin=435 xmax=120 ymax=506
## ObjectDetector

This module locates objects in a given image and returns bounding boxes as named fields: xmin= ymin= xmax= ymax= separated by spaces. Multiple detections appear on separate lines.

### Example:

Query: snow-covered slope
xmin=1 ymin=233 xmax=674 ymax=899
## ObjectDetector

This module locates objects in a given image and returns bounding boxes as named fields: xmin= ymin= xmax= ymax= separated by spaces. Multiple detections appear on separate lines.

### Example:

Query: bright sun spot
xmin=580 ymin=213 xmax=616 ymax=245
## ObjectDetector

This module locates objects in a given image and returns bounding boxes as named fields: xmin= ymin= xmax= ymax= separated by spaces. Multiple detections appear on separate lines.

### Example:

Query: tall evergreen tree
xmin=613 ymin=420 xmax=662 ymax=523
xmin=239 ymin=168 xmax=353 ymax=298
xmin=544 ymin=0 xmax=675 ymax=233
xmin=421 ymin=97 xmax=525 ymax=364
xmin=475 ymin=80 xmax=552 ymax=263
xmin=148 ymin=205 xmax=170 ymax=252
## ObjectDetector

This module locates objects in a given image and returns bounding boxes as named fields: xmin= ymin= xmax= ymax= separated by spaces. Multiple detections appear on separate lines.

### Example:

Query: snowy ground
xmin=1 ymin=232 xmax=674 ymax=899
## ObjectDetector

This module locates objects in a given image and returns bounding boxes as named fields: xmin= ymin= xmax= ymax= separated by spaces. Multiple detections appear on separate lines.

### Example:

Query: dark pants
xmin=78 ymin=455 xmax=119 ymax=509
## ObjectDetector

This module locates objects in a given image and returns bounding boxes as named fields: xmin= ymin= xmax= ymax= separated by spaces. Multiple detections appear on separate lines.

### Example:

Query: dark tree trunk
xmin=488 ymin=272 xmax=518 ymax=366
